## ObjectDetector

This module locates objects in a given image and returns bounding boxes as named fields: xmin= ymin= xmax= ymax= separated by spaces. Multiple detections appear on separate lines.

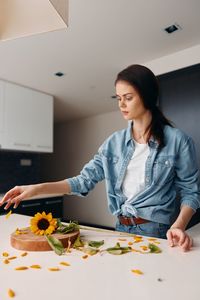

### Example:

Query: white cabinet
xmin=0 ymin=80 xmax=53 ymax=152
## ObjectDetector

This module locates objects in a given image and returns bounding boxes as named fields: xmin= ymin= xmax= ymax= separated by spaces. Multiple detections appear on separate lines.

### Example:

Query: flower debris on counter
xmin=131 ymin=269 xmax=144 ymax=275
xmin=9 ymin=211 xmax=162 ymax=256
xmin=8 ymin=288 xmax=15 ymax=298
xmin=1 ymin=212 xmax=165 ymax=299
xmin=5 ymin=210 xmax=12 ymax=219
xmin=15 ymin=266 xmax=29 ymax=271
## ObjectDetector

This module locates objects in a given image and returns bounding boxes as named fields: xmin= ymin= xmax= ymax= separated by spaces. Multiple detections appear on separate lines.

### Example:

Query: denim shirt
xmin=67 ymin=122 xmax=200 ymax=225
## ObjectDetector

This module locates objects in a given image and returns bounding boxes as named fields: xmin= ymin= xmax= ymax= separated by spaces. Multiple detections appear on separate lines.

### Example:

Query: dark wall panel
xmin=158 ymin=63 xmax=200 ymax=166
xmin=158 ymin=63 xmax=200 ymax=227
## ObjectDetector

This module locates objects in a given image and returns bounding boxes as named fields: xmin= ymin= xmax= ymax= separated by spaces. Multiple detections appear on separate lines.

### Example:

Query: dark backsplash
xmin=0 ymin=151 xmax=40 ymax=193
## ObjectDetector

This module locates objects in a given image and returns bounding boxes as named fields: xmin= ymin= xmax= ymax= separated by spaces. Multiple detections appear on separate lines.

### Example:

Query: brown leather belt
xmin=118 ymin=215 xmax=149 ymax=226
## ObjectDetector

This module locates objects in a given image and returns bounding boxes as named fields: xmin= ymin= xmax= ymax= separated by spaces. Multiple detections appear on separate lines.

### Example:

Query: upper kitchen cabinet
xmin=0 ymin=80 xmax=53 ymax=153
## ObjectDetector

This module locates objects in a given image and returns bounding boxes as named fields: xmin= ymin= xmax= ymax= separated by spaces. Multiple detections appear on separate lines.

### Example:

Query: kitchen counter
xmin=1 ymin=214 xmax=200 ymax=300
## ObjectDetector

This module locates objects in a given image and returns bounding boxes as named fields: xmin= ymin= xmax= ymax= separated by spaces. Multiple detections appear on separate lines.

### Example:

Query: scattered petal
xmin=60 ymin=262 xmax=70 ymax=266
xmin=2 ymin=252 xmax=9 ymax=257
xmin=5 ymin=210 xmax=12 ymax=219
xmin=3 ymin=259 xmax=10 ymax=264
xmin=8 ymin=256 xmax=17 ymax=260
xmin=140 ymin=246 xmax=149 ymax=251
xmin=21 ymin=252 xmax=28 ymax=257
xmin=148 ymin=238 xmax=157 ymax=242
xmin=131 ymin=269 xmax=143 ymax=275
xmin=82 ymin=255 xmax=88 ymax=259
xmin=48 ymin=267 xmax=60 ymax=271
xmin=8 ymin=288 xmax=15 ymax=298
xmin=30 ymin=265 xmax=41 ymax=269
xmin=15 ymin=266 xmax=28 ymax=271
xmin=133 ymin=236 xmax=143 ymax=243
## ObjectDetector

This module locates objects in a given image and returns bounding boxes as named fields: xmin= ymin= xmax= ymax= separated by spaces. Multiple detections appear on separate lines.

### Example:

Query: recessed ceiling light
xmin=164 ymin=23 xmax=182 ymax=34
xmin=54 ymin=72 xmax=65 ymax=77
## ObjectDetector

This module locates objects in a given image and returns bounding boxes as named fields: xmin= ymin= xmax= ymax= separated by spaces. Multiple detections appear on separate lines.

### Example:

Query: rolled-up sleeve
xmin=66 ymin=150 xmax=105 ymax=197
xmin=174 ymin=136 xmax=200 ymax=211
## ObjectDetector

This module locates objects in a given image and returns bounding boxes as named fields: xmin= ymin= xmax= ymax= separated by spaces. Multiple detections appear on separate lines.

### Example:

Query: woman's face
xmin=115 ymin=80 xmax=148 ymax=121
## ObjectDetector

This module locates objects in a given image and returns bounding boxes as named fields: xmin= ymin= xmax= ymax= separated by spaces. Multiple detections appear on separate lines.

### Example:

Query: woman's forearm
xmin=171 ymin=205 xmax=195 ymax=230
xmin=35 ymin=180 xmax=71 ymax=196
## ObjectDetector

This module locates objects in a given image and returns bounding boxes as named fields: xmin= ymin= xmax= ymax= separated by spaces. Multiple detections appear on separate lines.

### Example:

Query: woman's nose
xmin=119 ymin=98 xmax=126 ymax=107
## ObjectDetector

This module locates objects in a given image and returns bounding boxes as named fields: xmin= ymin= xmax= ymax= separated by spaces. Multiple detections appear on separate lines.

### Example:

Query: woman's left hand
xmin=166 ymin=228 xmax=193 ymax=251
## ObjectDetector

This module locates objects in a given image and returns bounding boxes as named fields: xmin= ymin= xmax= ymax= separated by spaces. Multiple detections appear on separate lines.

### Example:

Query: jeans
xmin=116 ymin=220 xmax=170 ymax=239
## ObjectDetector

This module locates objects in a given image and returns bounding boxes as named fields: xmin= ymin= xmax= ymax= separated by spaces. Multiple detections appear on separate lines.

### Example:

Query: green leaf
xmin=106 ymin=242 xmax=131 ymax=255
xmin=73 ymin=236 xmax=85 ymax=249
xmin=148 ymin=243 xmax=162 ymax=253
xmin=56 ymin=221 xmax=79 ymax=234
xmin=88 ymin=240 xmax=104 ymax=248
xmin=82 ymin=247 xmax=99 ymax=256
xmin=45 ymin=235 xmax=65 ymax=256
xmin=107 ymin=249 xmax=123 ymax=255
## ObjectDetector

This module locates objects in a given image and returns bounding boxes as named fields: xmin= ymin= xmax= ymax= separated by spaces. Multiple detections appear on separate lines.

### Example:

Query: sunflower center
xmin=37 ymin=218 xmax=50 ymax=230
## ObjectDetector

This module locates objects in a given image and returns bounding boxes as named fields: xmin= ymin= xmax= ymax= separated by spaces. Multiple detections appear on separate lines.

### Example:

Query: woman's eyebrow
xmin=116 ymin=93 xmax=133 ymax=97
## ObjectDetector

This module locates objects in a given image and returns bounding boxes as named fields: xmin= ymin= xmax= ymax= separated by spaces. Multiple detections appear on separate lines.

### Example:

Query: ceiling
xmin=0 ymin=0 xmax=200 ymax=123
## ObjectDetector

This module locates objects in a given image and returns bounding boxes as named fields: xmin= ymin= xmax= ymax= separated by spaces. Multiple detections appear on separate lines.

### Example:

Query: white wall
xmin=41 ymin=110 xmax=126 ymax=228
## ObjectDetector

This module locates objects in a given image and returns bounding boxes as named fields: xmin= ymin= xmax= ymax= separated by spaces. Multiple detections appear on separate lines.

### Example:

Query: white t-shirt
xmin=122 ymin=140 xmax=150 ymax=201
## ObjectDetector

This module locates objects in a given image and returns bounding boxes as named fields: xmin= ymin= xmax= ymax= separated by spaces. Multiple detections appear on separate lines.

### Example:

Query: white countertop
xmin=1 ymin=214 xmax=200 ymax=300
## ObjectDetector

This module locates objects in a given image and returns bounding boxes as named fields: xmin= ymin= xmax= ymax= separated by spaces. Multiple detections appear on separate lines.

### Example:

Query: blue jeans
xmin=116 ymin=220 xmax=170 ymax=239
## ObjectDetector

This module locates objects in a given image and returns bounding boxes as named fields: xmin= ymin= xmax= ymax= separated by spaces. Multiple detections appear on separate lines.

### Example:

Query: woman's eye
xmin=125 ymin=97 xmax=132 ymax=101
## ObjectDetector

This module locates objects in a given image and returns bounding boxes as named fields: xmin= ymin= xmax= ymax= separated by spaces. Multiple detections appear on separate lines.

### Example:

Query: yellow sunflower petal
xmin=131 ymin=269 xmax=143 ymax=275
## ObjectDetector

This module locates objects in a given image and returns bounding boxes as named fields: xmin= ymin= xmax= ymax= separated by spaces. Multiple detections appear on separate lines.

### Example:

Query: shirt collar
xmin=125 ymin=121 xmax=159 ymax=149
xmin=125 ymin=121 xmax=133 ymax=145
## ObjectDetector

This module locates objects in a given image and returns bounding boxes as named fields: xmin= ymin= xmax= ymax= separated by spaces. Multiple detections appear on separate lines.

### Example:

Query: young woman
xmin=1 ymin=64 xmax=199 ymax=251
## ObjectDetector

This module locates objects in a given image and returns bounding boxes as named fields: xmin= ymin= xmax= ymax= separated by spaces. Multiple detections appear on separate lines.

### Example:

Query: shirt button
xmin=146 ymin=178 xmax=149 ymax=182
xmin=165 ymin=160 xmax=169 ymax=165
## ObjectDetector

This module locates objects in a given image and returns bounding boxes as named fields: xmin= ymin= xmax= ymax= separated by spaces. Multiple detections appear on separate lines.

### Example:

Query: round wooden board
xmin=10 ymin=227 xmax=80 ymax=251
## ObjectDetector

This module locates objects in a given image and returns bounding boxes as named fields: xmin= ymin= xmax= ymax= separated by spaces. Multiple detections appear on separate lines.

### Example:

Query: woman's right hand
xmin=0 ymin=185 xmax=38 ymax=210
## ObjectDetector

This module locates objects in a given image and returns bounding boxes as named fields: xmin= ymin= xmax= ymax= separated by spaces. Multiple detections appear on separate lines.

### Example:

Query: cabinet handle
xmin=37 ymin=145 xmax=51 ymax=149
xmin=21 ymin=203 xmax=41 ymax=208
xmin=45 ymin=200 xmax=62 ymax=205
xmin=14 ymin=142 xmax=31 ymax=147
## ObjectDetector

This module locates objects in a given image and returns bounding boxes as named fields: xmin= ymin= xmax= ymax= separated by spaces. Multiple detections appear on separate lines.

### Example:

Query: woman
xmin=0 ymin=64 xmax=199 ymax=251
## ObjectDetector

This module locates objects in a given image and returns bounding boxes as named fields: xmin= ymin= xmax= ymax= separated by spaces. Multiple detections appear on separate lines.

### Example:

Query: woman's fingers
xmin=166 ymin=229 xmax=174 ymax=247
xmin=167 ymin=228 xmax=193 ymax=251
xmin=0 ymin=186 xmax=26 ymax=209
xmin=0 ymin=187 xmax=20 ymax=206
xmin=180 ymin=235 xmax=193 ymax=251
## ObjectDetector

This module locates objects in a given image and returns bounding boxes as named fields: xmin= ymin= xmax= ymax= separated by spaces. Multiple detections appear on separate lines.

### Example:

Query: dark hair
xmin=115 ymin=64 xmax=173 ymax=148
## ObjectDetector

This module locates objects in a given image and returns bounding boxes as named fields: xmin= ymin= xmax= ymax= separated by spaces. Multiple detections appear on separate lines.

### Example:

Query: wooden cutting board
xmin=10 ymin=227 xmax=80 ymax=251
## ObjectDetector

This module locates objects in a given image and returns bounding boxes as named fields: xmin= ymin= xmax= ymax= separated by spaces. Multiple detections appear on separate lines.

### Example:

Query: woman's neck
xmin=132 ymin=112 xmax=152 ymax=143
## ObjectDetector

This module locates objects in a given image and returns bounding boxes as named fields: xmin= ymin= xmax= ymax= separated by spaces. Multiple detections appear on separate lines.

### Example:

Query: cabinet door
xmin=30 ymin=89 xmax=53 ymax=152
xmin=3 ymin=82 xmax=53 ymax=152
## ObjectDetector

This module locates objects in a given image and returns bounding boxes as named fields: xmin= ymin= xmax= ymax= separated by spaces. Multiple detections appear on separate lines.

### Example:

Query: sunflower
xmin=30 ymin=212 xmax=57 ymax=235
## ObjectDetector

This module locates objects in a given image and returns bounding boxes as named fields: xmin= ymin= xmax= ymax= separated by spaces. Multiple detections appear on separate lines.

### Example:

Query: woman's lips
xmin=121 ymin=111 xmax=129 ymax=116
